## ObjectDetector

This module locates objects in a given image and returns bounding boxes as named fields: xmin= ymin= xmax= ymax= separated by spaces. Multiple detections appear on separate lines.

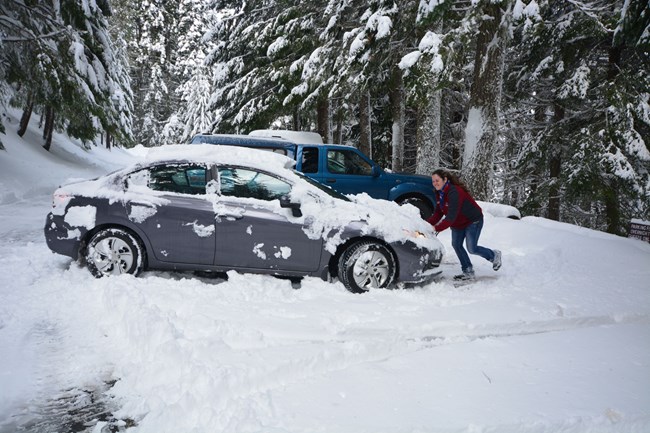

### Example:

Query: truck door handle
xmin=326 ymin=178 xmax=336 ymax=183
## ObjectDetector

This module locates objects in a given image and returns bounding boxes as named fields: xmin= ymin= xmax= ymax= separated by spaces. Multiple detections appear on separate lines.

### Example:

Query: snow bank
xmin=0 ymin=108 xmax=132 ymax=205
xmin=478 ymin=200 xmax=521 ymax=219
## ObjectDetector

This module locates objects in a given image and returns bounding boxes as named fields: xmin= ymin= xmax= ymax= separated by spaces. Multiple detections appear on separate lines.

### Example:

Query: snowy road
xmin=1 ymin=190 xmax=649 ymax=433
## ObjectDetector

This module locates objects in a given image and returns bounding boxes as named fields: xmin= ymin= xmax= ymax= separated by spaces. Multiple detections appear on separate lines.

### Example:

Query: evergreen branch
xmin=1 ymin=29 xmax=69 ymax=43
xmin=565 ymin=0 xmax=612 ymax=32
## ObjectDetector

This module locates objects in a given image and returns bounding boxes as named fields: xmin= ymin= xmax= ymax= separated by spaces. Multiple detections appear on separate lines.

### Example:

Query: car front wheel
xmin=338 ymin=241 xmax=397 ymax=293
xmin=85 ymin=228 xmax=145 ymax=277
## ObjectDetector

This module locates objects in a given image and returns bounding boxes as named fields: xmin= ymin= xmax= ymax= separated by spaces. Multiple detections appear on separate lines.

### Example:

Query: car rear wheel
xmin=85 ymin=228 xmax=144 ymax=277
xmin=338 ymin=241 xmax=397 ymax=293
xmin=397 ymin=197 xmax=433 ymax=219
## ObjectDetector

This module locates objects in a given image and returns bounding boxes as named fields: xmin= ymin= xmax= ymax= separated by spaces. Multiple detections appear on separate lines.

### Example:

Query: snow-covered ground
xmin=1 ymin=111 xmax=649 ymax=433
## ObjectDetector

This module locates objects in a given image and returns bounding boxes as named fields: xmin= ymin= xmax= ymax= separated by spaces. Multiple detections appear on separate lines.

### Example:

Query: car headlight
xmin=402 ymin=229 xmax=428 ymax=239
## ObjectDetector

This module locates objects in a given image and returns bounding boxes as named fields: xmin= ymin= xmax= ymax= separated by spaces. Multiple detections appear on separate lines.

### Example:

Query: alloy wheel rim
xmin=91 ymin=237 xmax=134 ymax=276
xmin=352 ymin=250 xmax=390 ymax=289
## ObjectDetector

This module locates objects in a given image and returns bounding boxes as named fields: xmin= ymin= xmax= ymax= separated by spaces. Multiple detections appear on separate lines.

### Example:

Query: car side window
xmin=127 ymin=164 xmax=208 ymax=195
xmin=218 ymin=167 xmax=291 ymax=201
xmin=327 ymin=149 xmax=372 ymax=175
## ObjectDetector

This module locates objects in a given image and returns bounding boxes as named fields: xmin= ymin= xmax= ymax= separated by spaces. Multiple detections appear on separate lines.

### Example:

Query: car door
xmin=322 ymin=147 xmax=389 ymax=199
xmin=124 ymin=163 xmax=216 ymax=265
xmin=213 ymin=166 xmax=323 ymax=272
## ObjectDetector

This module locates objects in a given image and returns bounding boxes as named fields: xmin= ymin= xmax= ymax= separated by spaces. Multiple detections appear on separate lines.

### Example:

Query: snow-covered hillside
xmin=1 ymin=112 xmax=649 ymax=433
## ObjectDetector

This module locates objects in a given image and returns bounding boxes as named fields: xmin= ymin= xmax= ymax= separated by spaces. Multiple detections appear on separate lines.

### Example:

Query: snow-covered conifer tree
xmin=207 ymin=0 xmax=324 ymax=132
xmin=0 ymin=0 xmax=134 ymax=149
xmin=462 ymin=0 xmax=512 ymax=201
xmin=128 ymin=0 xmax=181 ymax=146
xmin=159 ymin=0 xmax=218 ymax=143
xmin=506 ymin=0 xmax=650 ymax=233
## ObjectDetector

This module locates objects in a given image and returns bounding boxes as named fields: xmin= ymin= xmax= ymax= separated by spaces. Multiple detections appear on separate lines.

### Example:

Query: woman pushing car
xmin=427 ymin=169 xmax=502 ymax=281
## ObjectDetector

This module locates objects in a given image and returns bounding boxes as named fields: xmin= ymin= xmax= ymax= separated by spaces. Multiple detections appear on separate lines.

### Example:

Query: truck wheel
xmin=397 ymin=197 xmax=433 ymax=219
xmin=338 ymin=241 xmax=397 ymax=293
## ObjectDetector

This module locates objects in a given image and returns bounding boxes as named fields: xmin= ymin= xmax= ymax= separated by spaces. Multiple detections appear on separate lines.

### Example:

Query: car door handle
xmin=216 ymin=213 xmax=243 ymax=220
xmin=325 ymin=178 xmax=336 ymax=183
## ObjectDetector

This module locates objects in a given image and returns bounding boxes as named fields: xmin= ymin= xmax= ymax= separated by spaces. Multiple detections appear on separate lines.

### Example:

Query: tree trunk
xmin=527 ymin=104 xmax=547 ymax=216
xmin=547 ymin=155 xmax=561 ymax=221
xmin=317 ymin=98 xmax=330 ymax=143
xmin=416 ymin=19 xmax=443 ymax=175
xmin=334 ymin=100 xmax=343 ymax=145
xmin=547 ymin=103 xmax=564 ymax=221
xmin=43 ymin=106 xmax=55 ymax=151
xmin=293 ymin=106 xmax=301 ymax=131
xmin=604 ymin=187 xmax=620 ymax=234
xmin=390 ymin=67 xmax=405 ymax=172
xmin=335 ymin=120 xmax=343 ymax=144
xmin=359 ymin=90 xmax=372 ymax=157
xmin=106 ymin=131 xmax=112 ymax=149
xmin=416 ymin=86 xmax=442 ymax=175
xmin=17 ymin=93 xmax=34 ymax=137
xmin=604 ymin=43 xmax=623 ymax=234
xmin=462 ymin=0 xmax=509 ymax=200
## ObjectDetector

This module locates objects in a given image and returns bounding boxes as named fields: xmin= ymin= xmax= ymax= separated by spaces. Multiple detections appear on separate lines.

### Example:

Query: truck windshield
xmin=294 ymin=171 xmax=351 ymax=201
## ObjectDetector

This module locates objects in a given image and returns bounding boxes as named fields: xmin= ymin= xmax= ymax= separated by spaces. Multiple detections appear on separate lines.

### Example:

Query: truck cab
xmin=190 ymin=133 xmax=436 ymax=218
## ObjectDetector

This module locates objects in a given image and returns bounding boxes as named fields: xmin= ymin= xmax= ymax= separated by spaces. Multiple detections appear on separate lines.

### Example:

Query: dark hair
xmin=432 ymin=169 xmax=471 ymax=195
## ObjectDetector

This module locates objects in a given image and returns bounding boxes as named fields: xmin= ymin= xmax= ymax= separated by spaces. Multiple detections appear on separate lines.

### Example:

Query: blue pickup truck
xmin=190 ymin=133 xmax=436 ymax=218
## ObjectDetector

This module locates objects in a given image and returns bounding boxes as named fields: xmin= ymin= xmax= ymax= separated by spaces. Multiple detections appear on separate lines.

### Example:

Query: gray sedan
xmin=44 ymin=145 xmax=443 ymax=293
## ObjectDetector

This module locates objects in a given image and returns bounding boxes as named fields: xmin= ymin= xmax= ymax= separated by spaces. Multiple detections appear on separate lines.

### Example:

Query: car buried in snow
xmin=44 ymin=145 xmax=443 ymax=293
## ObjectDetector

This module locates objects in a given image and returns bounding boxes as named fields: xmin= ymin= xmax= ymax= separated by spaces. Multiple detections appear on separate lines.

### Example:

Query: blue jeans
xmin=451 ymin=218 xmax=495 ymax=273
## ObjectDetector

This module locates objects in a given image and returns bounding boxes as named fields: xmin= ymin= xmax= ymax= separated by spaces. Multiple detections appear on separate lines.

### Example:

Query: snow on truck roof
xmin=191 ymin=131 xmax=359 ymax=149
xmin=249 ymin=129 xmax=324 ymax=144
xmin=190 ymin=133 xmax=294 ymax=147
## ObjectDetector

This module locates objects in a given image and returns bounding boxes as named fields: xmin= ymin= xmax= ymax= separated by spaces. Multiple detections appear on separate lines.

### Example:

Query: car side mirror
xmin=371 ymin=165 xmax=381 ymax=178
xmin=280 ymin=195 xmax=302 ymax=217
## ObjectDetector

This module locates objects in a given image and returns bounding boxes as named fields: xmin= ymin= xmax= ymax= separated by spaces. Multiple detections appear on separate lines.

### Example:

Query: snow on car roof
xmin=55 ymin=145 xmax=297 ymax=204
xmin=144 ymin=144 xmax=296 ymax=171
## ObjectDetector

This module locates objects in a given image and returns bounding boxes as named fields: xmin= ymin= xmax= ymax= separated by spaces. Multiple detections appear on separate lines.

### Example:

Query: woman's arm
xmin=433 ymin=185 xmax=459 ymax=232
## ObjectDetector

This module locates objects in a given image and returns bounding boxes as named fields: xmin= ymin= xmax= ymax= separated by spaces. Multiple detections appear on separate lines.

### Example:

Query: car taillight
xmin=52 ymin=191 xmax=72 ymax=209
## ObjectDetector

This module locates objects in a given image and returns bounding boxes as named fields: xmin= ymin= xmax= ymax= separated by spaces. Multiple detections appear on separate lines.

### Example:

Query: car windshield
xmin=294 ymin=171 xmax=351 ymax=201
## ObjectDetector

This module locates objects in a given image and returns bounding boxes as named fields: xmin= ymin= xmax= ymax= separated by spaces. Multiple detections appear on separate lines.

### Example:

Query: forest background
xmin=1 ymin=0 xmax=649 ymax=236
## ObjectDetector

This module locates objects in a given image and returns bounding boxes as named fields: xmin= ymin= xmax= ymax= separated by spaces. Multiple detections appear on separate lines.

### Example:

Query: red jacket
xmin=427 ymin=183 xmax=483 ymax=232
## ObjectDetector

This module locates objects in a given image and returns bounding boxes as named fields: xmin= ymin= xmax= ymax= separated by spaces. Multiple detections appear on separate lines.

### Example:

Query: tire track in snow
xmin=409 ymin=312 xmax=650 ymax=346
xmin=116 ymin=312 xmax=650 ymax=431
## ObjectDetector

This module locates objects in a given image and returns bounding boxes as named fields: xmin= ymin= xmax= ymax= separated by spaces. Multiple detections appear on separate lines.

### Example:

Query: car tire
xmin=397 ymin=197 xmax=433 ymax=219
xmin=85 ymin=228 xmax=145 ymax=277
xmin=338 ymin=241 xmax=397 ymax=293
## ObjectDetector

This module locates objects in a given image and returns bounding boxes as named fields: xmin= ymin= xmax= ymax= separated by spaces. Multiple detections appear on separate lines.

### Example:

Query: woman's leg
xmin=451 ymin=227 xmax=473 ymax=273
xmin=465 ymin=218 xmax=495 ymax=262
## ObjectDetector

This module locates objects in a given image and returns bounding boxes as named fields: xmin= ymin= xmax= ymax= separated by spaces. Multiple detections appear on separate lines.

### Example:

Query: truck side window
xmin=327 ymin=149 xmax=372 ymax=175
xmin=301 ymin=147 xmax=319 ymax=173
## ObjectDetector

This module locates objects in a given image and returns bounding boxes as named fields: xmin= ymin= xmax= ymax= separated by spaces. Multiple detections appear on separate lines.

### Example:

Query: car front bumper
xmin=391 ymin=240 xmax=442 ymax=284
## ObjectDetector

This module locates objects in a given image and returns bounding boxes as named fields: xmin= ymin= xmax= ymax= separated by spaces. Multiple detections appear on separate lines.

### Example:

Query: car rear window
xmin=127 ymin=164 xmax=208 ymax=195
